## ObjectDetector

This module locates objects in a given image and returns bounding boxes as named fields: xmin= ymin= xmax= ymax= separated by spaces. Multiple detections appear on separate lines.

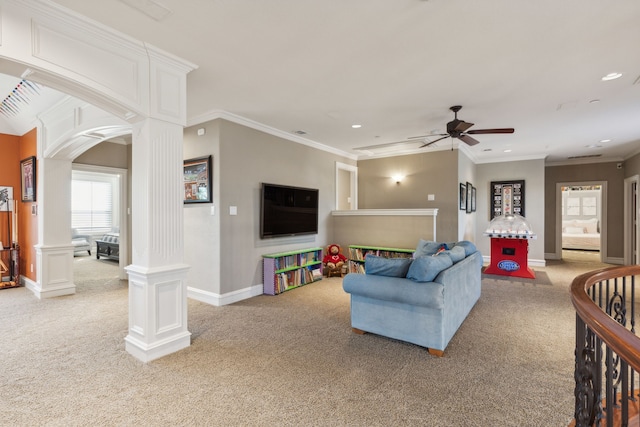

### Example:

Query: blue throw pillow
xmin=439 ymin=245 xmax=466 ymax=263
xmin=365 ymin=255 xmax=412 ymax=277
xmin=453 ymin=240 xmax=477 ymax=257
xmin=406 ymin=255 xmax=453 ymax=282
xmin=414 ymin=239 xmax=446 ymax=257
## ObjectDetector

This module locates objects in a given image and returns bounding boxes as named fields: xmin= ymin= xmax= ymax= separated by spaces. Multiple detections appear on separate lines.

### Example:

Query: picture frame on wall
xmin=459 ymin=183 xmax=466 ymax=210
xmin=466 ymin=182 xmax=473 ymax=213
xmin=20 ymin=156 xmax=36 ymax=202
xmin=471 ymin=186 xmax=477 ymax=212
xmin=184 ymin=155 xmax=213 ymax=203
xmin=490 ymin=179 xmax=525 ymax=219
xmin=0 ymin=186 xmax=12 ymax=211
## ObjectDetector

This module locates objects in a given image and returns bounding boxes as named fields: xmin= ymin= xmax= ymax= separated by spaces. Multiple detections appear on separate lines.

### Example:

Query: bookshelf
xmin=263 ymin=247 xmax=323 ymax=295
xmin=348 ymin=244 xmax=414 ymax=274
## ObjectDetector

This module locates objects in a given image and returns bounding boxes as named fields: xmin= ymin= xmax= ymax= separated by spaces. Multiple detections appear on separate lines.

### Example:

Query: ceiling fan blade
xmin=455 ymin=120 xmax=474 ymax=132
xmin=467 ymin=128 xmax=514 ymax=135
xmin=408 ymin=133 xmax=447 ymax=140
xmin=459 ymin=134 xmax=480 ymax=146
xmin=421 ymin=135 xmax=449 ymax=147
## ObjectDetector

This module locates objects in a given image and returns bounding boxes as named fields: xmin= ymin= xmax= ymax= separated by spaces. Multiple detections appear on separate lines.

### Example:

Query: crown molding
xmin=188 ymin=109 xmax=358 ymax=161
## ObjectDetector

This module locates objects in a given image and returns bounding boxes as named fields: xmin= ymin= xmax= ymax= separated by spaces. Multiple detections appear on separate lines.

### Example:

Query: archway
xmin=1 ymin=0 xmax=196 ymax=362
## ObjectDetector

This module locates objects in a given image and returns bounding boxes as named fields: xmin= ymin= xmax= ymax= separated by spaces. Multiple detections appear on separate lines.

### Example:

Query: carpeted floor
xmin=0 ymin=253 xmax=611 ymax=426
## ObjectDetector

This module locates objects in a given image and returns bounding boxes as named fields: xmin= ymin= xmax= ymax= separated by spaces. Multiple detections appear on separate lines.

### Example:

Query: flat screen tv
xmin=260 ymin=183 xmax=319 ymax=239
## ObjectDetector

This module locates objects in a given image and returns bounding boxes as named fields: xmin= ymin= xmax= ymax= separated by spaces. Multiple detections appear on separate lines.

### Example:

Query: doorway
xmin=335 ymin=162 xmax=357 ymax=210
xmin=72 ymin=164 xmax=128 ymax=280
xmin=556 ymin=181 xmax=606 ymax=262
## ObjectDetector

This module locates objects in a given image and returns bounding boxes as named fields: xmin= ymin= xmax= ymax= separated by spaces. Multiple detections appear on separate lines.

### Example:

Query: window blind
xmin=71 ymin=180 xmax=113 ymax=233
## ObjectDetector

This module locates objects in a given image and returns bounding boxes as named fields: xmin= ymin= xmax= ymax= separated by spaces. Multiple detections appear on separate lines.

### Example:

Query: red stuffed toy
xmin=323 ymin=244 xmax=347 ymax=269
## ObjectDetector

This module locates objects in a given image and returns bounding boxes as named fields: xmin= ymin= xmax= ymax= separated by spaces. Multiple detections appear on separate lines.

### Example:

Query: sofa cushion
xmin=414 ymin=239 xmax=447 ymax=257
xmin=365 ymin=255 xmax=412 ymax=277
xmin=452 ymin=240 xmax=477 ymax=257
xmin=439 ymin=245 xmax=466 ymax=263
xmin=406 ymin=254 xmax=453 ymax=282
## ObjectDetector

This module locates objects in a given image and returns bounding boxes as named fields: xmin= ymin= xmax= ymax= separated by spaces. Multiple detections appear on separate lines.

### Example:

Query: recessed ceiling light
xmin=601 ymin=72 xmax=622 ymax=81
xmin=589 ymin=99 xmax=600 ymax=104
xmin=503 ymin=149 xmax=512 ymax=153
xmin=351 ymin=124 xmax=362 ymax=129
xmin=599 ymin=139 xmax=611 ymax=143
xmin=585 ymin=144 xmax=602 ymax=149
xmin=483 ymin=148 xmax=493 ymax=152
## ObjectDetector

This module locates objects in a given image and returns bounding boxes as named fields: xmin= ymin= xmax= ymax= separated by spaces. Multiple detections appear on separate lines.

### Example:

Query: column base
xmin=32 ymin=244 xmax=76 ymax=299
xmin=125 ymin=331 xmax=191 ymax=363
xmin=125 ymin=263 xmax=191 ymax=363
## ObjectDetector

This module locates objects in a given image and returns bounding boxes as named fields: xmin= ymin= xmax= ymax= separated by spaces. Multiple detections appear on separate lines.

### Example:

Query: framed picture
xmin=0 ymin=186 xmax=12 ymax=211
xmin=459 ymin=183 xmax=466 ymax=210
xmin=184 ymin=155 xmax=212 ymax=203
xmin=466 ymin=182 xmax=473 ymax=213
xmin=490 ymin=180 xmax=525 ymax=219
xmin=20 ymin=156 xmax=36 ymax=202
xmin=471 ymin=186 xmax=477 ymax=212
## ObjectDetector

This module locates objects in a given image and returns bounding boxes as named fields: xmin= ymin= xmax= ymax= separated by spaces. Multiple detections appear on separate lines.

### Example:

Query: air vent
xmin=567 ymin=154 xmax=602 ymax=160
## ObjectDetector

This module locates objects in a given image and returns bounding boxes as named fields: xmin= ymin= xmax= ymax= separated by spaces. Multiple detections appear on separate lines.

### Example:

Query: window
xmin=72 ymin=172 xmax=117 ymax=233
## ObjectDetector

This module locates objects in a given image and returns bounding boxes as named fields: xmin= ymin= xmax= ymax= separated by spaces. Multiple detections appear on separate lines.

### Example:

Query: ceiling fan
xmin=410 ymin=105 xmax=514 ymax=147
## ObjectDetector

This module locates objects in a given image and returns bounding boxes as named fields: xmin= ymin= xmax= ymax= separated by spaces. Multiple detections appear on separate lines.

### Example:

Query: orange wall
xmin=18 ymin=129 xmax=37 ymax=281
xmin=0 ymin=129 xmax=39 ymax=282
xmin=0 ymin=133 xmax=20 ymax=248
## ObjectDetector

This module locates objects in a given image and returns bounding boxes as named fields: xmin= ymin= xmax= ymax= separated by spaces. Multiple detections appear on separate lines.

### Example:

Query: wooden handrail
xmin=570 ymin=265 xmax=640 ymax=372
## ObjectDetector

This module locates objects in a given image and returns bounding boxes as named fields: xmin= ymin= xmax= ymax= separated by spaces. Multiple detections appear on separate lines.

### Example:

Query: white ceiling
xmin=3 ymin=0 xmax=640 ymax=163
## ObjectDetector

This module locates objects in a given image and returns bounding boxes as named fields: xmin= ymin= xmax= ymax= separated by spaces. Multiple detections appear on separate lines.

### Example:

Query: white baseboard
xmin=23 ymin=275 xmax=76 ymax=299
xmin=188 ymin=284 xmax=264 ymax=306
xmin=604 ymin=257 xmax=624 ymax=265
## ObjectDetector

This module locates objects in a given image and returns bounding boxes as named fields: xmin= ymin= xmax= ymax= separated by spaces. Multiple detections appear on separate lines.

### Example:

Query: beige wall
xmin=458 ymin=149 xmax=477 ymax=241
xmin=357 ymin=150 xmax=459 ymax=242
xmin=625 ymin=151 xmax=640 ymax=178
xmin=73 ymin=141 xmax=130 ymax=169
xmin=183 ymin=119 xmax=356 ymax=296
xmin=545 ymin=162 xmax=624 ymax=260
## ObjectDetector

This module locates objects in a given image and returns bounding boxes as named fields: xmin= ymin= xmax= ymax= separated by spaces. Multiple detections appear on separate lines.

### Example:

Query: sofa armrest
xmin=72 ymin=234 xmax=92 ymax=243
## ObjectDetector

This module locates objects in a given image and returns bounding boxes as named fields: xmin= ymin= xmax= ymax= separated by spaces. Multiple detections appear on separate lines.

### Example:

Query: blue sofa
xmin=342 ymin=241 xmax=482 ymax=356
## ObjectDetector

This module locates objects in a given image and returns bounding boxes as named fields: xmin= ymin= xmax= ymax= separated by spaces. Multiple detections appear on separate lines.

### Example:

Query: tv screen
xmin=260 ymin=183 xmax=319 ymax=239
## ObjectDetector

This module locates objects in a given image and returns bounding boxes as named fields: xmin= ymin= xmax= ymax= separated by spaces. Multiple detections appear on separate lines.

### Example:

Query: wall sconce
xmin=392 ymin=174 xmax=404 ymax=184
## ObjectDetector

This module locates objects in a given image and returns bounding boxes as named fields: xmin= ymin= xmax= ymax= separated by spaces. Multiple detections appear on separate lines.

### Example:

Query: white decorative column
xmin=32 ymin=156 xmax=75 ymax=299
xmin=125 ymin=118 xmax=191 ymax=362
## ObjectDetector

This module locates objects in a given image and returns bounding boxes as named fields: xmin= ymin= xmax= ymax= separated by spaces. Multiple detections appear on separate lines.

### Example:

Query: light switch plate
xmin=230 ymin=206 xmax=237 ymax=215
